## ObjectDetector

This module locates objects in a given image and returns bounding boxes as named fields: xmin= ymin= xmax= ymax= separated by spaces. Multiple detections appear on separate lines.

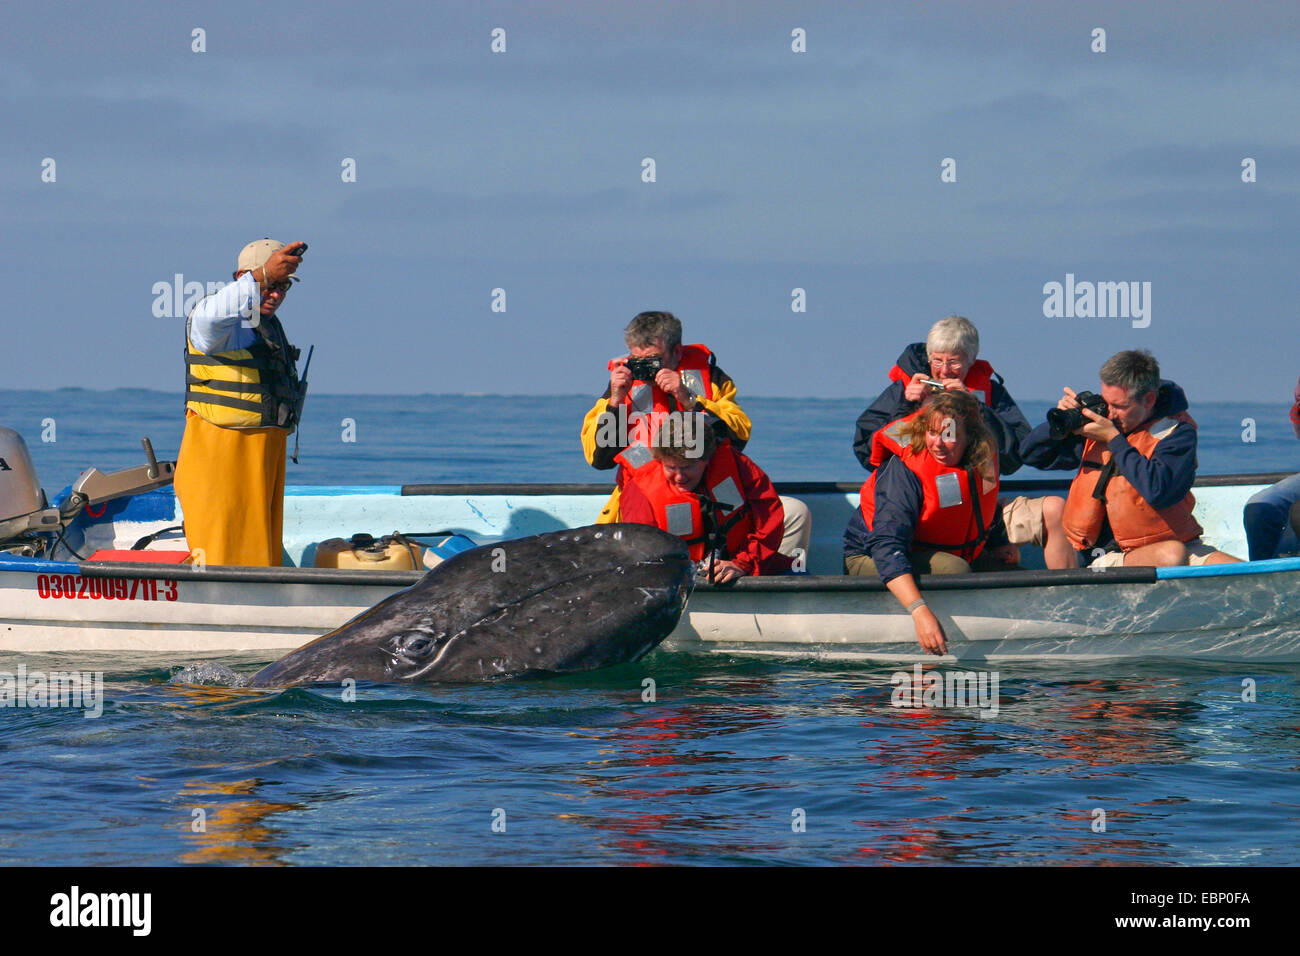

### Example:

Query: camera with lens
xmin=1046 ymin=390 xmax=1109 ymax=440
xmin=624 ymin=356 xmax=663 ymax=382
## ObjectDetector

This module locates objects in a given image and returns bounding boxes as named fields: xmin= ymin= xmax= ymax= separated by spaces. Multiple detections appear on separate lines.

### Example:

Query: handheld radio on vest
xmin=291 ymin=344 xmax=314 ymax=464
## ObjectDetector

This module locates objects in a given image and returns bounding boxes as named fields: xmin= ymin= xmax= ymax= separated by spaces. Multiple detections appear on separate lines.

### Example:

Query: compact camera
xmin=624 ymin=356 xmax=663 ymax=382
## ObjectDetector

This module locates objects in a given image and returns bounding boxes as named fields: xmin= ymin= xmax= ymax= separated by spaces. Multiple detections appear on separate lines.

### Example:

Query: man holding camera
xmin=581 ymin=311 xmax=753 ymax=523
xmin=852 ymin=315 xmax=1074 ymax=570
xmin=1021 ymin=349 xmax=1239 ymax=568
xmin=174 ymin=238 xmax=307 ymax=567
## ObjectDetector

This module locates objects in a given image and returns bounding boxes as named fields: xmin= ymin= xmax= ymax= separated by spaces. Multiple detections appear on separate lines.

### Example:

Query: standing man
xmin=174 ymin=238 xmax=307 ymax=566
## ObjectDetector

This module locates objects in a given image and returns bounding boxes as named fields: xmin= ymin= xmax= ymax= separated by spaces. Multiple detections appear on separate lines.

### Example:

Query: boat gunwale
xmin=5 ymin=556 xmax=1300 ymax=591
xmin=398 ymin=471 xmax=1297 ymax=497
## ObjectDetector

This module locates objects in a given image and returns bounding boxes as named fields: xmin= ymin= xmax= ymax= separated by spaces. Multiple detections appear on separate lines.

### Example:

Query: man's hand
xmin=1057 ymin=386 xmax=1081 ymax=412
xmin=261 ymin=240 xmax=306 ymax=285
xmin=706 ymin=559 xmax=746 ymax=584
xmin=913 ymin=605 xmax=948 ymax=655
xmin=655 ymin=367 xmax=694 ymax=407
xmin=609 ymin=360 xmax=634 ymax=406
xmin=1079 ymin=405 xmax=1119 ymax=444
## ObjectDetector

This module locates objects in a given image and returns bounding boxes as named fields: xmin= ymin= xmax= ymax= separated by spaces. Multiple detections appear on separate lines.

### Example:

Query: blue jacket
xmin=852 ymin=343 xmax=1032 ymax=475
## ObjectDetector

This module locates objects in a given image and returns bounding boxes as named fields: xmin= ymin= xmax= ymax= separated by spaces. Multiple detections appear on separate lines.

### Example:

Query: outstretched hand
xmin=913 ymin=605 xmax=948 ymax=655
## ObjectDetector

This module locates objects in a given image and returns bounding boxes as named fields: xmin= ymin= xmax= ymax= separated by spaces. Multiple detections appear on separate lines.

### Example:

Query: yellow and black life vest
xmin=184 ymin=313 xmax=304 ymax=430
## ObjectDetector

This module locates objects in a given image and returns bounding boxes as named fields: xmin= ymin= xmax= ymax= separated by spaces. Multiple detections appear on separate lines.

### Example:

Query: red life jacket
xmin=887 ymin=358 xmax=997 ymax=406
xmin=612 ymin=344 xmax=714 ymax=475
xmin=625 ymin=441 xmax=755 ymax=562
xmin=1062 ymin=412 xmax=1203 ymax=550
xmin=858 ymin=424 xmax=1001 ymax=563
xmin=867 ymin=410 xmax=921 ymax=470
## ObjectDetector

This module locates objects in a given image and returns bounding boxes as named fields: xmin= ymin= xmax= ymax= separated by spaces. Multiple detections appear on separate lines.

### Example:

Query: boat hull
xmin=4 ymin=477 xmax=1297 ymax=662
xmin=671 ymin=562 xmax=1300 ymax=662
xmin=4 ymin=556 xmax=1300 ymax=662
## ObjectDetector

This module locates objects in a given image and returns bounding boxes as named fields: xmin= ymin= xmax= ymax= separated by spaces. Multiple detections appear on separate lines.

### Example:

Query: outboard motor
xmin=0 ymin=427 xmax=177 ymax=558
xmin=0 ymin=426 xmax=62 ymax=555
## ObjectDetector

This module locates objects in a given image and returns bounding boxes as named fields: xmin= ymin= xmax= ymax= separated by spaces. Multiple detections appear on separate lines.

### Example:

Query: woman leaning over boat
xmin=843 ymin=390 xmax=1014 ymax=654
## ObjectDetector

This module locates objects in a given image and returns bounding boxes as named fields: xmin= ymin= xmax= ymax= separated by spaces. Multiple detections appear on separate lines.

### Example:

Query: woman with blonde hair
xmin=844 ymin=390 xmax=1016 ymax=654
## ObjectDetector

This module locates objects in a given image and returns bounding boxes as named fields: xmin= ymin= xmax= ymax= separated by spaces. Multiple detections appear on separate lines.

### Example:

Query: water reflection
xmin=177 ymin=777 xmax=302 ymax=865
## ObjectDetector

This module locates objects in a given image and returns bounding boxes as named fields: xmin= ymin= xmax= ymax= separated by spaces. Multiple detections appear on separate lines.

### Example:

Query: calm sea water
xmin=2 ymin=390 xmax=1299 ymax=866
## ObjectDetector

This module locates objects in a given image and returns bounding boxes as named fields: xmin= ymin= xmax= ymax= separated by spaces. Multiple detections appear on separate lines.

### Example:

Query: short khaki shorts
xmin=1087 ymin=538 xmax=1221 ymax=568
xmin=1001 ymin=495 xmax=1046 ymax=547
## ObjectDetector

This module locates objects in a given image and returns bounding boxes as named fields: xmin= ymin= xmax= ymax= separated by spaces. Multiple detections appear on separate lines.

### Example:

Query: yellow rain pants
xmin=174 ymin=410 xmax=287 ymax=566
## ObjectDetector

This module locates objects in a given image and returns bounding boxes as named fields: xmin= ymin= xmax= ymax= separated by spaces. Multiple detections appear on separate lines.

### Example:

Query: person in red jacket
xmin=619 ymin=414 xmax=802 ymax=583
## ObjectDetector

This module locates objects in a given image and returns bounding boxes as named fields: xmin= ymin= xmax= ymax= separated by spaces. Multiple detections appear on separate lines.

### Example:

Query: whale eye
xmin=393 ymin=632 xmax=437 ymax=659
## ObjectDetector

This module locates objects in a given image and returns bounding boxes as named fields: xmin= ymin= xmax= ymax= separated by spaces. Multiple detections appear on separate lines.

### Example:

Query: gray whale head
xmin=250 ymin=523 xmax=695 ymax=686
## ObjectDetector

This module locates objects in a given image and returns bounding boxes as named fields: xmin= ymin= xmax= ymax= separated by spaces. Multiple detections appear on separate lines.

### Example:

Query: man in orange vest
xmin=852 ymin=315 xmax=1073 ymax=570
xmin=1021 ymin=349 xmax=1240 ymax=568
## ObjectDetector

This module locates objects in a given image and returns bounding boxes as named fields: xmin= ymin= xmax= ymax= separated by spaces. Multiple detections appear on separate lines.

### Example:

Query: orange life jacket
xmin=611 ymin=344 xmax=714 ymax=474
xmin=626 ymin=441 xmax=755 ymax=561
xmin=858 ymin=427 xmax=1001 ymax=562
xmin=888 ymin=358 xmax=997 ymax=406
xmin=1062 ymin=412 xmax=1203 ymax=550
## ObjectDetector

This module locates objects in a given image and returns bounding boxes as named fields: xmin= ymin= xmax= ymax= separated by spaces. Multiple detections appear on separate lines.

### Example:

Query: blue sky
xmin=3 ymin=1 xmax=1297 ymax=401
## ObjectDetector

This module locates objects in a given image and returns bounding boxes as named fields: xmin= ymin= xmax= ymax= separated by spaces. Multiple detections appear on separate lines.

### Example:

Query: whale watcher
xmin=620 ymin=415 xmax=811 ymax=583
xmin=173 ymin=238 xmax=307 ymax=566
xmin=845 ymin=390 xmax=1014 ymax=655
xmin=851 ymin=314 xmax=1073 ymax=570
xmin=1242 ymin=375 xmax=1300 ymax=560
xmin=580 ymin=310 xmax=751 ymax=523
xmin=1021 ymin=349 xmax=1241 ymax=569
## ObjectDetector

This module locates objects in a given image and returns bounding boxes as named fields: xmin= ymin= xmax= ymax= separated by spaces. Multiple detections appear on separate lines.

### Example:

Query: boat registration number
xmin=35 ymin=574 xmax=179 ymax=602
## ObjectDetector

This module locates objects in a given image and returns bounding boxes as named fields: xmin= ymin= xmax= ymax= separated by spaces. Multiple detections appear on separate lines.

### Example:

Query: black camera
xmin=1047 ymin=390 xmax=1110 ymax=440
xmin=624 ymin=356 xmax=663 ymax=382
